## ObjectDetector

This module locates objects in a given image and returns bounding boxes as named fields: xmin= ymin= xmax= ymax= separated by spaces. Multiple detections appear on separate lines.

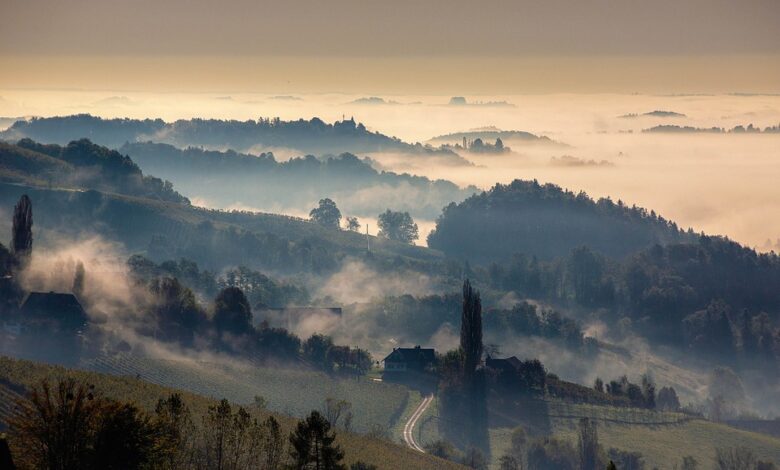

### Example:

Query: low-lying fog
xmin=1 ymin=90 xmax=779 ymax=250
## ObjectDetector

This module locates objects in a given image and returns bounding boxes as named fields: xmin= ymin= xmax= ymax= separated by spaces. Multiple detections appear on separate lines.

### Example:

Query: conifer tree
xmin=460 ymin=279 xmax=483 ymax=382
xmin=11 ymin=195 xmax=33 ymax=266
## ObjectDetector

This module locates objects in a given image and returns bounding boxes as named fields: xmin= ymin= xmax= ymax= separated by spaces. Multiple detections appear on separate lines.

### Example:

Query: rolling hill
xmin=0 ymin=114 xmax=467 ymax=162
xmin=0 ymin=355 xmax=464 ymax=469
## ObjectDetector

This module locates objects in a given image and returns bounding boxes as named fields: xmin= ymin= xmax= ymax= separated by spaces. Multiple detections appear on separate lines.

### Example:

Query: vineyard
xmin=0 ymin=355 xmax=464 ymax=470
xmin=489 ymin=399 xmax=780 ymax=470
xmin=80 ymin=353 xmax=410 ymax=433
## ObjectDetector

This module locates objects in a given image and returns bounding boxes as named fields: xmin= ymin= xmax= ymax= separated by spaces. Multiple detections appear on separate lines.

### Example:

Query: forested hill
xmin=0 ymin=138 xmax=187 ymax=204
xmin=428 ymin=129 xmax=561 ymax=145
xmin=119 ymin=142 xmax=477 ymax=218
xmin=0 ymin=181 xmax=443 ymax=275
xmin=427 ymin=180 xmax=695 ymax=262
xmin=0 ymin=114 xmax=464 ymax=158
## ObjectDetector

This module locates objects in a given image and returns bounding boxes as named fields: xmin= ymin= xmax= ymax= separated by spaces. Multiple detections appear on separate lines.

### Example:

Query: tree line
xmin=2 ymin=378 xmax=375 ymax=470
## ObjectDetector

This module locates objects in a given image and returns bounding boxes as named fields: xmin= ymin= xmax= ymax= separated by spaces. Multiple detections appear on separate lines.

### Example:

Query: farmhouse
xmin=382 ymin=345 xmax=436 ymax=373
xmin=485 ymin=354 xmax=522 ymax=373
xmin=19 ymin=291 xmax=88 ymax=330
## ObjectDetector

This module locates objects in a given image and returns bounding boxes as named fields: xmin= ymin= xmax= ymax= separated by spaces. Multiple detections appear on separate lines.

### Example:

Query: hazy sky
xmin=2 ymin=0 xmax=780 ymax=56
xmin=1 ymin=0 xmax=779 ymax=93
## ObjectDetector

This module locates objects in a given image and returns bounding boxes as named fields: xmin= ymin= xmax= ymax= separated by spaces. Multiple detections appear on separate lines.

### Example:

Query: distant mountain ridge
xmin=0 ymin=114 xmax=468 ymax=161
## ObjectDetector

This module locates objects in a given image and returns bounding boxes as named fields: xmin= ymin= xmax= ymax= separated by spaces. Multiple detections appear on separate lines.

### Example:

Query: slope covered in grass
xmin=0 ymin=355 xmax=464 ymax=470
xmin=486 ymin=399 xmax=780 ymax=469
xmin=81 ymin=354 xmax=410 ymax=434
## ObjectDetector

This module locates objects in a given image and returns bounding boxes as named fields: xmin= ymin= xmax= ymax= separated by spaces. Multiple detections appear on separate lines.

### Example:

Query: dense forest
xmin=474 ymin=239 xmax=780 ymax=369
xmin=0 ymin=114 xmax=467 ymax=159
xmin=427 ymin=180 xmax=695 ymax=262
xmin=119 ymin=142 xmax=477 ymax=218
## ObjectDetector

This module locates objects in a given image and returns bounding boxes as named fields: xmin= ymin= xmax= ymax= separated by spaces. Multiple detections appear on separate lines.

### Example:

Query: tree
xmin=680 ymin=455 xmax=698 ymax=470
xmin=714 ymin=447 xmax=756 ymax=470
xmin=607 ymin=448 xmax=644 ymax=470
xmin=322 ymin=398 xmax=353 ymax=431
xmin=303 ymin=334 xmax=335 ymax=371
xmin=498 ymin=455 xmax=520 ymax=470
xmin=73 ymin=261 xmax=86 ymax=297
xmin=460 ymin=279 xmax=483 ymax=382
xmin=213 ymin=287 xmax=253 ymax=335
xmin=90 ymin=402 xmax=157 ymax=470
xmin=154 ymin=393 xmax=196 ymax=469
xmin=262 ymin=416 xmax=285 ymax=470
xmin=578 ymin=418 xmax=600 ymax=470
xmin=7 ymin=379 xmax=158 ymax=470
xmin=0 ymin=436 xmax=15 ymax=470
xmin=288 ymin=410 xmax=345 ymax=470
xmin=345 ymin=217 xmax=361 ymax=232
xmin=462 ymin=447 xmax=488 ymax=470
xmin=657 ymin=386 xmax=681 ymax=411
xmin=509 ymin=425 xmax=528 ymax=464
xmin=424 ymin=440 xmax=462 ymax=462
xmin=148 ymin=277 xmax=207 ymax=345
xmin=310 ymin=199 xmax=342 ymax=229
xmin=377 ymin=209 xmax=418 ymax=244
xmin=527 ymin=437 xmax=577 ymax=470
xmin=11 ymin=194 xmax=33 ymax=266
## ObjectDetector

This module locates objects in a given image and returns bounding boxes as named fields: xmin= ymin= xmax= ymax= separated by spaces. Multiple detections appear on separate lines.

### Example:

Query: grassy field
xmin=0 ymin=355 xmax=464 ymax=470
xmin=81 ymin=354 xmax=410 ymax=434
xmin=488 ymin=399 xmax=780 ymax=469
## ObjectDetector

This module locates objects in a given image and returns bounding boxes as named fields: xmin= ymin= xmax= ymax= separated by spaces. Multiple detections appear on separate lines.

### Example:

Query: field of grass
xmin=488 ymin=399 xmax=780 ymax=469
xmin=0 ymin=355 xmax=465 ymax=470
xmin=81 ymin=353 xmax=410 ymax=433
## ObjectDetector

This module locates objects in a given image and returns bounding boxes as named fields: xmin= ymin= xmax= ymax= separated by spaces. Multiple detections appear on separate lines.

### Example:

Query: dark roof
xmin=382 ymin=346 xmax=436 ymax=364
xmin=20 ymin=291 xmax=88 ymax=325
xmin=486 ymin=355 xmax=522 ymax=371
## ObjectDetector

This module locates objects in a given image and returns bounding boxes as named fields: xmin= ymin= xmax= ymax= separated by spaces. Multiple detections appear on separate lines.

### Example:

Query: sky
xmin=1 ymin=0 xmax=779 ymax=94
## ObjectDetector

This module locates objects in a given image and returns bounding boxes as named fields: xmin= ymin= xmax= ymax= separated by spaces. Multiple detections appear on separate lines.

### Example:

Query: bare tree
xmin=714 ymin=447 xmax=756 ymax=470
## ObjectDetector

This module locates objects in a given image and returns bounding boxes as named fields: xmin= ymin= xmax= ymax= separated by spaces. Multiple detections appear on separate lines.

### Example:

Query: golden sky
xmin=1 ymin=0 xmax=779 ymax=94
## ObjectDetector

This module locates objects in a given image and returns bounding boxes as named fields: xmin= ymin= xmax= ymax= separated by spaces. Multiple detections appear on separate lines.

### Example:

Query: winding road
xmin=403 ymin=394 xmax=433 ymax=452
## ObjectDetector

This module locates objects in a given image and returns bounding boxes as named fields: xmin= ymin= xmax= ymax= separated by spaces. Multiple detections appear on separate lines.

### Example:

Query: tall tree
xmin=213 ymin=286 xmax=252 ymax=335
xmin=11 ymin=194 xmax=33 ymax=265
xmin=288 ymin=410 xmax=345 ymax=470
xmin=578 ymin=418 xmax=600 ymax=470
xmin=310 ymin=198 xmax=342 ymax=229
xmin=377 ymin=209 xmax=418 ymax=244
xmin=460 ymin=279 xmax=483 ymax=381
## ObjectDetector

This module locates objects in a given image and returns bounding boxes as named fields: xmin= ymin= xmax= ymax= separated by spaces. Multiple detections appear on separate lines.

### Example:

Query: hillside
xmin=0 ymin=139 xmax=187 ymax=203
xmin=0 ymin=114 xmax=467 ymax=160
xmin=427 ymin=179 xmax=694 ymax=262
xmin=490 ymin=400 xmax=780 ymax=469
xmin=119 ymin=141 xmax=477 ymax=219
xmin=0 ymin=355 xmax=464 ymax=470
xmin=0 ymin=180 xmax=443 ymax=274
xmin=80 ymin=353 xmax=410 ymax=434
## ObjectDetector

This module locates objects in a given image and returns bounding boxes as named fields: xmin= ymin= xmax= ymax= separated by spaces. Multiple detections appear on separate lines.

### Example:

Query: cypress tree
xmin=11 ymin=195 xmax=33 ymax=265
xmin=460 ymin=279 xmax=483 ymax=382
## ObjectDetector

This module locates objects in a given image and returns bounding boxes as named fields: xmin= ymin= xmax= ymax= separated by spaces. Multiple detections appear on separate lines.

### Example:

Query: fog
xmin=2 ymin=90 xmax=778 ymax=249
